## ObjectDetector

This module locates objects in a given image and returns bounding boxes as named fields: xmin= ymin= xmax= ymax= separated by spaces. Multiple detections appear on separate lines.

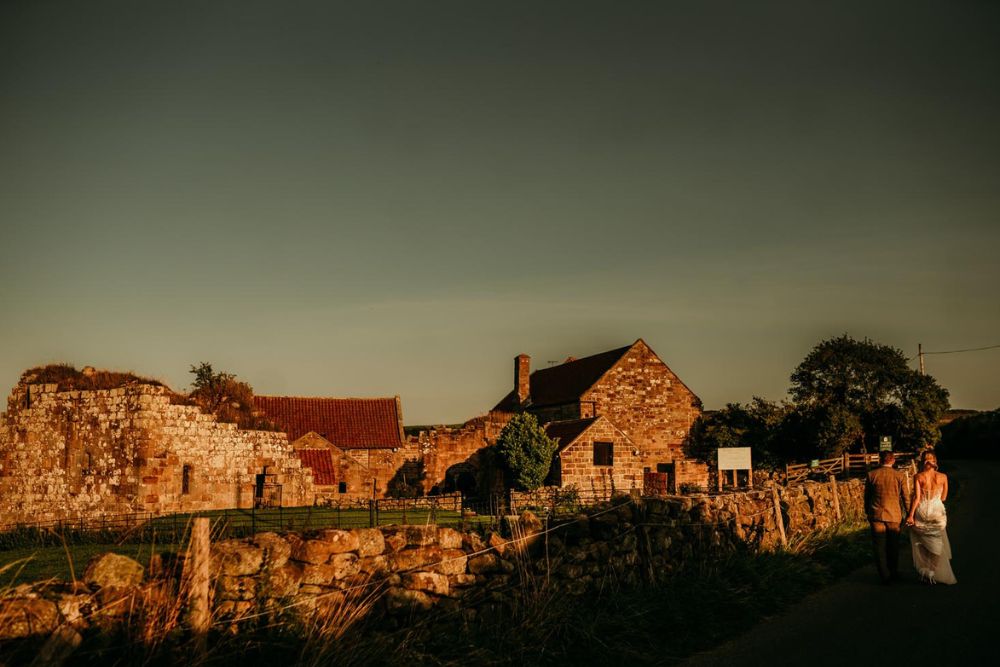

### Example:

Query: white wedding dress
xmin=911 ymin=489 xmax=957 ymax=585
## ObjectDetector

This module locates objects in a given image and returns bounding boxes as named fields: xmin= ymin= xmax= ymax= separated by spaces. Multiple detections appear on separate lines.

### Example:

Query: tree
xmin=685 ymin=397 xmax=793 ymax=467
xmin=495 ymin=413 xmax=559 ymax=490
xmin=789 ymin=335 xmax=949 ymax=454
xmin=188 ymin=362 xmax=275 ymax=431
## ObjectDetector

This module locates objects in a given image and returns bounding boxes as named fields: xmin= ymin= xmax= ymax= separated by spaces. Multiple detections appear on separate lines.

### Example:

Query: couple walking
xmin=865 ymin=450 xmax=957 ymax=585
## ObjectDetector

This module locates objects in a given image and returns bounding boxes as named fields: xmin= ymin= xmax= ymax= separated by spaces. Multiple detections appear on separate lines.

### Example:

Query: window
xmin=593 ymin=442 xmax=613 ymax=466
xmin=656 ymin=463 xmax=672 ymax=473
xmin=338 ymin=482 xmax=348 ymax=494
xmin=182 ymin=464 xmax=192 ymax=495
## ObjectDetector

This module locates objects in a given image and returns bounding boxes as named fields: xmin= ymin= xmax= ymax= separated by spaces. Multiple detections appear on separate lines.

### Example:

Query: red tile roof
xmin=253 ymin=396 xmax=403 ymax=449
xmin=296 ymin=449 xmax=337 ymax=485
xmin=493 ymin=344 xmax=633 ymax=411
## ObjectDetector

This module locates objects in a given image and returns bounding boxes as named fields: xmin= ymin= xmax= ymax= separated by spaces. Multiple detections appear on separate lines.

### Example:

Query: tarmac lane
xmin=682 ymin=460 xmax=996 ymax=667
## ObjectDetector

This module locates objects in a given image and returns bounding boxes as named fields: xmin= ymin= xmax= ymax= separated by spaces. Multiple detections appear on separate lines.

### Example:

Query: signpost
xmin=717 ymin=447 xmax=753 ymax=492
xmin=879 ymin=436 xmax=893 ymax=452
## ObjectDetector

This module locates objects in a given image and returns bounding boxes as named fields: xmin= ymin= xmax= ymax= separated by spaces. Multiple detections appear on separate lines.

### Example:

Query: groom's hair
xmin=879 ymin=451 xmax=896 ymax=465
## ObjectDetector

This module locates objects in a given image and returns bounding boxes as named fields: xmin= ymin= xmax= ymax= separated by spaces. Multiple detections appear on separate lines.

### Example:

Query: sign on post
xmin=879 ymin=436 xmax=893 ymax=452
xmin=717 ymin=447 xmax=753 ymax=491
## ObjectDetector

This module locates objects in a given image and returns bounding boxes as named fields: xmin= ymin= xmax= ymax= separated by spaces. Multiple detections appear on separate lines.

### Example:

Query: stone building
xmin=252 ymin=396 xmax=417 ymax=501
xmin=0 ymin=380 xmax=314 ymax=526
xmin=544 ymin=416 xmax=643 ymax=494
xmin=492 ymin=339 xmax=706 ymax=490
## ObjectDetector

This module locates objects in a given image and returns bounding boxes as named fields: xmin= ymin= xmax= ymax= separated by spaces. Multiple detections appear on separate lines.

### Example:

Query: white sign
xmin=717 ymin=447 xmax=752 ymax=471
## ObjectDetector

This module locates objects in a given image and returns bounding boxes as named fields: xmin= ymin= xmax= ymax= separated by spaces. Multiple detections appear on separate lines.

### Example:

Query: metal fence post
xmin=369 ymin=499 xmax=375 ymax=528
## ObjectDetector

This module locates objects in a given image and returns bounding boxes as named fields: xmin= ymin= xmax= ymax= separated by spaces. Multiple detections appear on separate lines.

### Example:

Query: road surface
xmin=683 ymin=460 xmax=996 ymax=666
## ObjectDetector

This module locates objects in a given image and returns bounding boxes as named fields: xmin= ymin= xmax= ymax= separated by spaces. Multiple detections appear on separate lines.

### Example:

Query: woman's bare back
xmin=916 ymin=470 xmax=948 ymax=501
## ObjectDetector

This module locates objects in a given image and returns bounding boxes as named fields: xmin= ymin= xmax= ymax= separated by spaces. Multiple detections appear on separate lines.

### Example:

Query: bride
xmin=905 ymin=451 xmax=957 ymax=585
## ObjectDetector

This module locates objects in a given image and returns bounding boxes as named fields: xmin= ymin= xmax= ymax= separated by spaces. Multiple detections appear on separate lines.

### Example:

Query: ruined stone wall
xmin=582 ymin=340 xmax=701 ymax=469
xmin=0 ymin=383 xmax=314 ymax=525
xmin=408 ymin=412 xmax=512 ymax=495
xmin=553 ymin=419 xmax=643 ymax=494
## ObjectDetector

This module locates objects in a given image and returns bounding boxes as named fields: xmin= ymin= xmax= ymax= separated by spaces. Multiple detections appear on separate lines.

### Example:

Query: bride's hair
xmin=921 ymin=451 xmax=939 ymax=470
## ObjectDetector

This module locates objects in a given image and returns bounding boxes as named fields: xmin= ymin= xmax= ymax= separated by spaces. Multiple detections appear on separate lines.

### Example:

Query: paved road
xmin=684 ymin=460 xmax=996 ymax=666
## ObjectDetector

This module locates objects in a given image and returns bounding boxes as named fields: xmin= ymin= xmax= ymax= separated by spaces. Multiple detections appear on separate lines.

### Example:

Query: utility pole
xmin=918 ymin=343 xmax=925 ymax=375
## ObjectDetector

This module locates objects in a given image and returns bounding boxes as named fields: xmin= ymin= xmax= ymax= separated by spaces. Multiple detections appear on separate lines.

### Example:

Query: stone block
xmin=292 ymin=539 xmax=337 ymax=565
xmin=253 ymin=533 xmax=292 ymax=569
xmin=430 ymin=549 xmax=467 ymax=576
xmin=216 ymin=575 xmax=258 ymax=601
xmin=354 ymin=528 xmax=385 ymax=557
xmin=467 ymin=553 xmax=501 ymax=575
xmin=212 ymin=541 xmax=265 ymax=577
xmin=317 ymin=529 xmax=360 ymax=554
xmin=389 ymin=546 xmax=442 ymax=571
xmin=0 ymin=598 xmax=60 ymax=639
xmin=385 ymin=586 xmax=433 ymax=613
xmin=402 ymin=571 xmax=449 ymax=596
xmin=437 ymin=527 xmax=463 ymax=549
xmin=300 ymin=554 xmax=360 ymax=585
xmin=83 ymin=553 xmax=144 ymax=590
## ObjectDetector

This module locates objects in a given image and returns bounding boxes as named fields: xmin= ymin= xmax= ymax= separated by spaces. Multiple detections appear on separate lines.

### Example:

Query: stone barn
xmin=0 ymin=375 xmax=314 ymax=526
xmin=544 ymin=416 xmax=644 ymax=495
xmin=252 ymin=395 xmax=418 ymax=501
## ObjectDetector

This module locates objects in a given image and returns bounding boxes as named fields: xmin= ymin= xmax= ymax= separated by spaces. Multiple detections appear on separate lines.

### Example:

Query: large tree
xmin=495 ymin=413 xmax=559 ymax=490
xmin=789 ymin=335 xmax=949 ymax=454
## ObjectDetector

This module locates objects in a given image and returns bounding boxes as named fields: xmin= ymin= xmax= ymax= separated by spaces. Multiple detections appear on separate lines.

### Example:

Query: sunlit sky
xmin=2 ymin=0 xmax=998 ymax=423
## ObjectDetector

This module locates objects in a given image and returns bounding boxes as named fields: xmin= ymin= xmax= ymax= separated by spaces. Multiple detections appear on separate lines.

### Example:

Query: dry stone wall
xmin=0 ymin=383 xmax=314 ymax=525
xmin=0 ymin=478 xmax=864 ymax=642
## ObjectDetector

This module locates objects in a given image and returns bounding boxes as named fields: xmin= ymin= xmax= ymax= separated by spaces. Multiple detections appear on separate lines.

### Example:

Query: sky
xmin=1 ymin=0 xmax=998 ymax=424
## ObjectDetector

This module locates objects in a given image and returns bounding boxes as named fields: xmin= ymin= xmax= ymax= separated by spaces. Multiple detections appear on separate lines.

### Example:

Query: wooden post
xmin=770 ymin=483 xmax=788 ymax=549
xmin=187 ymin=517 xmax=210 ymax=656
xmin=717 ymin=468 xmax=723 ymax=493
xmin=829 ymin=474 xmax=841 ymax=521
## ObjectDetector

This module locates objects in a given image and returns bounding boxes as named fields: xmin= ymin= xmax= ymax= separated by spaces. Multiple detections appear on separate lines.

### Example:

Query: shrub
xmin=495 ymin=413 xmax=558 ymax=491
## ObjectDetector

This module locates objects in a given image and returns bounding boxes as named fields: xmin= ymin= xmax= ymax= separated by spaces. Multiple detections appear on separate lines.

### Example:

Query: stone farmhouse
xmin=0 ymin=380 xmax=314 ymax=526
xmin=490 ymin=339 xmax=706 ymax=492
xmin=251 ymin=396 xmax=415 ymax=501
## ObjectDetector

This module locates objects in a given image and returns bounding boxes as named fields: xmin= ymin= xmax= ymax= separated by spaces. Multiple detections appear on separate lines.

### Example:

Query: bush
xmin=496 ymin=413 xmax=559 ymax=491
xmin=187 ymin=362 xmax=277 ymax=431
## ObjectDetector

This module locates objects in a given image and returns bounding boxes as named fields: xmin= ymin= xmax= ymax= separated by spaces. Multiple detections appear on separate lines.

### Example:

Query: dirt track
xmin=683 ymin=460 xmax=996 ymax=666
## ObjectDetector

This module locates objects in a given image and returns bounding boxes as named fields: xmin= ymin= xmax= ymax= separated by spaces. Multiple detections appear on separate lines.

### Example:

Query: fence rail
xmin=786 ymin=451 xmax=917 ymax=484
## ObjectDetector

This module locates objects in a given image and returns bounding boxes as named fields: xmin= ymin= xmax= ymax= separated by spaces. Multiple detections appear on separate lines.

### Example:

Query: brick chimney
xmin=515 ymin=354 xmax=531 ymax=404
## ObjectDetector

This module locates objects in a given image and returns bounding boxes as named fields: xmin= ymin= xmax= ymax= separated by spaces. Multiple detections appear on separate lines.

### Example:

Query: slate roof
xmin=544 ymin=418 xmax=598 ymax=452
xmin=296 ymin=449 xmax=337 ymax=485
xmin=493 ymin=344 xmax=633 ymax=411
xmin=253 ymin=396 xmax=403 ymax=449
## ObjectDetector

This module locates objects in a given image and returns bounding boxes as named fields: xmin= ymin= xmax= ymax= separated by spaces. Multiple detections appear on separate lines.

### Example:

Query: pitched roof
xmin=493 ymin=344 xmax=633 ymax=411
xmin=544 ymin=418 xmax=598 ymax=452
xmin=296 ymin=449 xmax=337 ymax=485
xmin=253 ymin=396 xmax=403 ymax=449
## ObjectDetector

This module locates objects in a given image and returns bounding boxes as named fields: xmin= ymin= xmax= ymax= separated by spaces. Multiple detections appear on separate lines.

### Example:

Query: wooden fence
xmin=785 ymin=451 xmax=916 ymax=484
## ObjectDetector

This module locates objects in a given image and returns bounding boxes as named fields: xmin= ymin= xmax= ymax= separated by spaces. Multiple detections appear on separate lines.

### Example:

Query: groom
xmin=864 ymin=450 xmax=909 ymax=584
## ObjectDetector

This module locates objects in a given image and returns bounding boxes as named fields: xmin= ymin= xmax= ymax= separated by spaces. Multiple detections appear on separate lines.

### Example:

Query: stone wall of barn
xmin=582 ymin=340 xmax=702 ymax=470
xmin=551 ymin=419 xmax=644 ymax=494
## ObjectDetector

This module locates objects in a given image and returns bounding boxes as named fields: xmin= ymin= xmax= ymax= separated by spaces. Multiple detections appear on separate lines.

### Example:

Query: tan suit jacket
xmin=865 ymin=465 xmax=908 ymax=524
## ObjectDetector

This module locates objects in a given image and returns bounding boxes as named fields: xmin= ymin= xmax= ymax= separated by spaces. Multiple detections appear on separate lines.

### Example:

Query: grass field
xmin=1 ymin=542 xmax=174 ymax=586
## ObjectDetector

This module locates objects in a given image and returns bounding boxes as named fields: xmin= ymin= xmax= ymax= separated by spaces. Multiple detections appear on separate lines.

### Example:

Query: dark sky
xmin=2 ymin=0 xmax=998 ymax=422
